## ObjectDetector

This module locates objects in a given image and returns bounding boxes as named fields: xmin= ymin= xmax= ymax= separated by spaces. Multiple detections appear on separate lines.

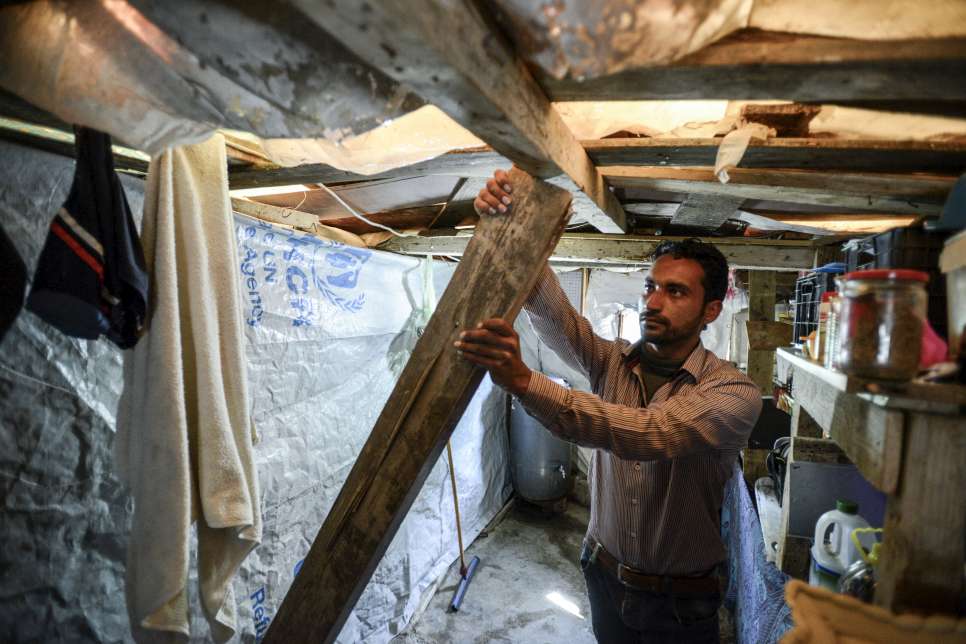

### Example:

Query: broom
xmin=446 ymin=441 xmax=480 ymax=611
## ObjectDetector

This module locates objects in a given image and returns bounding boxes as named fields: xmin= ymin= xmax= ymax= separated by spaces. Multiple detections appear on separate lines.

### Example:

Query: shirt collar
xmin=622 ymin=339 xmax=707 ymax=381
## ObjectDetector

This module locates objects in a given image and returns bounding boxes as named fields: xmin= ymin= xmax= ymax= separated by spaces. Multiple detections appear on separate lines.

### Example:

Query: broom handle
xmin=446 ymin=441 xmax=467 ymax=575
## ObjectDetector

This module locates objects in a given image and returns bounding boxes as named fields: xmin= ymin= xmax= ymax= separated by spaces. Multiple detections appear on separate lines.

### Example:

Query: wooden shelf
xmin=777 ymin=348 xmax=905 ymax=494
xmin=777 ymin=347 xmax=966 ymax=411
xmin=776 ymin=348 xmax=966 ymax=614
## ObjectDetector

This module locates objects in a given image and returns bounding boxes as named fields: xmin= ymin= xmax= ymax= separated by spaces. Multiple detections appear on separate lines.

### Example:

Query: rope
xmin=0 ymin=362 xmax=78 ymax=397
xmin=316 ymin=182 xmax=417 ymax=238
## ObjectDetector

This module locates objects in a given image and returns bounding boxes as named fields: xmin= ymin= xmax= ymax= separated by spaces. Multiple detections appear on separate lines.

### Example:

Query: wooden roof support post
xmin=263 ymin=169 xmax=572 ymax=643
xmin=877 ymin=413 xmax=966 ymax=613
xmin=747 ymin=271 xmax=777 ymax=394
xmin=288 ymin=0 xmax=626 ymax=234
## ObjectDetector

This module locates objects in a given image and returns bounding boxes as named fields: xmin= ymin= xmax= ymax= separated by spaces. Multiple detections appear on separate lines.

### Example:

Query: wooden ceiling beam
xmin=288 ymin=0 xmax=626 ymax=233
xmin=585 ymin=139 xmax=966 ymax=175
xmin=541 ymin=29 xmax=966 ymax=103
xmin=601 ymin=167 xmax=953 ymax=215
xmin=228 ymin=138 xmax=966 ymax=189
xmin=380 ymin=231 xmax=821 ymax=271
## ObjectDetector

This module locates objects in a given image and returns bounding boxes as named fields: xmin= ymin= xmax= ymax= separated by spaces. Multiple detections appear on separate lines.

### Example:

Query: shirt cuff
xmin=519 ymin=371 xmax=570 ymax=428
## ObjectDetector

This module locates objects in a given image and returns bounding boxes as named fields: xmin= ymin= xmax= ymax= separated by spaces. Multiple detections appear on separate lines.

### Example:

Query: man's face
xmin=638 ymin=255 xmax=722 ymax=347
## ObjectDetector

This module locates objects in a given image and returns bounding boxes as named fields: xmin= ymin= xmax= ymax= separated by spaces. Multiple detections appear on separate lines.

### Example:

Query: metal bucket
xmin=508 ymin=377 xmax=573 ymax=503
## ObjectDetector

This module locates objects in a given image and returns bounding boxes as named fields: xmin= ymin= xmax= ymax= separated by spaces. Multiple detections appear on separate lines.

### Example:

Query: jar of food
xmin=837 ymin=270 xmax=929 ymax=381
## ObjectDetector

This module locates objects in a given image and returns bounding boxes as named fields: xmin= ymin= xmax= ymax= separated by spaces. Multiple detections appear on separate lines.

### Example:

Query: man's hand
xmin=454 ymin=318 xmax=531 ymax=396
xmin=474 ymin=167 xmax=571 ymax=235
xmin=474 ymin=169 xmax=513 ymax=216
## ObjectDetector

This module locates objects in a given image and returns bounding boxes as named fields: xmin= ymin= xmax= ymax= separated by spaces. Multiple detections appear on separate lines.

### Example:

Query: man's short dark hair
xmin=650 ymin=238 xmax=729 ymax=303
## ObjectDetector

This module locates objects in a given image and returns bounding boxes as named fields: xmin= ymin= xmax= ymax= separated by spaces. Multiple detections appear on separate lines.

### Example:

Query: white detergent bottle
xmin=809 ymin=499 xmax=871 ymax=591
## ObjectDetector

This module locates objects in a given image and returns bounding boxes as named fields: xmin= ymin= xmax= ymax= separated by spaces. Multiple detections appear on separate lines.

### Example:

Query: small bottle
xmin=816 ymin=291 xmax=834 ymax=364
xmin=824 ymin=292 xmax=840 ymax=370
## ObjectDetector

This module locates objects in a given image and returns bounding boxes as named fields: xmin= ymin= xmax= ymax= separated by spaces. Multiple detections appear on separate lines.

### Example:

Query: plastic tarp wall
xmin=229 ymin=216 xmax=510 ymax=643
xmin=0 ymin=139 xmax=511 ymax=643
xmin=0 ymin=141 xmax=139 ymax=644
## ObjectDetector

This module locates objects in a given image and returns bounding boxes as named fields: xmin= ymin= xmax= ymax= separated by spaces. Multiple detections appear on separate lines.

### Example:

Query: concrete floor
xmin=394 ymin=499 xmax=596 ymax=644
xmin=394 ymin=497 xmax=735 ymax=644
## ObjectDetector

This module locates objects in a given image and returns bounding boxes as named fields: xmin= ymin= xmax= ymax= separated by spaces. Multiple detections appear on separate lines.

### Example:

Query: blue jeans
xmin=580 ymin=544 xmax=721 ymax=644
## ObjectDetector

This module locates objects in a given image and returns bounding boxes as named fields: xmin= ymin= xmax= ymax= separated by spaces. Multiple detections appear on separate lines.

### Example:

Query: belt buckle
xmin=617 ymin=563 xmax=632 ymax=586
xmin=617 ymin=563 xmax=648 ymax=589
xmin=587 ymin=541 xmax=602 ymax=566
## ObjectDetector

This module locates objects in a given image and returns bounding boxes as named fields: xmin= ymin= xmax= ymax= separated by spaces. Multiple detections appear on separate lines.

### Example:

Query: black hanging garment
xmin=26 ymin=128 xmax=148 ymax=349
xmin=0 ymin=223 xmax=28 ymax=342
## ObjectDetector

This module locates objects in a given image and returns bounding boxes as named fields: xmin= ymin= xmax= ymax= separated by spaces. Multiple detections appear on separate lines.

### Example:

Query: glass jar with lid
xmin=836 ymin=269 xmax=929 ymax=381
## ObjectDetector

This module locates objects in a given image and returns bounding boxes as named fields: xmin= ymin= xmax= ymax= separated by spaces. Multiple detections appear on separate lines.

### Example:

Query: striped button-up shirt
xmin=519 ymin=266 xmax=762 ymax=575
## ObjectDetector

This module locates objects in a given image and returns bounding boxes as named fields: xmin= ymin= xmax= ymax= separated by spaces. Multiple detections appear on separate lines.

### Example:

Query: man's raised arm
xmin=470 ymin=169 xmax=622 ymax=392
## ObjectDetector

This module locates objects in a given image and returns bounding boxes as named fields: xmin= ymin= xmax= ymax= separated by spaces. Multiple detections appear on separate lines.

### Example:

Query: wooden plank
xmin=289 ymin=0 xmax=626 ymax=233
xmin=381 ymin=232 xmax=819 ymax=271
xmin=747 ymin=321 xmax=792 ymax=351
xmin=749 ymin=274 xmax=777 ymax=323
xmin=742 ymin=448 xmax=771 ymax=488
xmin=777 ymin=534 xmax=812 ymax=581
xmin=601 ymin=167 xmax=952 ymax=215
xmin=313 ymin=206 xmax=443 ymax=235
xmin=876 ymin=413 xmax=966 ymax=614
xmin=782 ymin=359 xmax=903 ymax=494
xmin=790 ymin=402 xmax=823 ymax=440
xmin=791 ymin=436 xmax=850 ymax=465
xmin=778 ymin=347 xmax=966 ymax=409
xmin=744 ymin=212 xmax=920 ymax=235
xmin=587 ymin=138 xmax=966 ymax=175
xmin=230 ymin=198 xmax=366 ymax=247
xmin=747 ymin=272 xmax=777 ymax=394
xmin=777 ymin=451 xmax=810 ymax=581
xmin=540 ymin=29 xmax=966 ymax=102
xmin=746 ymin=350 xmax=775 ymax=394
xmin=623 ymin=202 xmax=683 ymax=218
xmin=262 ymin=169 xmax=571 ymax=643
xmin=228 ymin=150 xmax=509 ymax=189
xmin=627 ymin=203 xmax=920 ymax=235
xmin=670 ymin=194 xmax=743 ymax=229
xmin=228 ymin=138 xmax=966 ymax=189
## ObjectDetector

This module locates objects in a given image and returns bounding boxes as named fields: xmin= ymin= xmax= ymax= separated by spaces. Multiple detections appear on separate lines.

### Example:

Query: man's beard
xmin=640 ymin=312 xmax=704 ymax=346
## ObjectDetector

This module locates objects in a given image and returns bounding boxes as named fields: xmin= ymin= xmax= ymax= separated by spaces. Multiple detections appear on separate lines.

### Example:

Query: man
xmin=455 ymin=169 xmax=762 ymax=643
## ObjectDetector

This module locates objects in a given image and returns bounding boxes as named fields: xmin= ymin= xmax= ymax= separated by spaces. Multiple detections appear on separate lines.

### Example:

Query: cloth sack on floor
xmin=782 ymin=580 xmax=966 ymax=643
xmin=115 ymin=132 xmax=260 ymax=642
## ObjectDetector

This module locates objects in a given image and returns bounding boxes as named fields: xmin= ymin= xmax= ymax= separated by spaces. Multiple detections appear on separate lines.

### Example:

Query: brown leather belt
xmin=586 ymin=539 xmax=721 ymax=595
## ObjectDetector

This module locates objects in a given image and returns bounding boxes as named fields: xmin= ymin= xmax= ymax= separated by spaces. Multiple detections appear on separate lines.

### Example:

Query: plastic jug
xmin=809 ymin=499 xmax=871 ymax=591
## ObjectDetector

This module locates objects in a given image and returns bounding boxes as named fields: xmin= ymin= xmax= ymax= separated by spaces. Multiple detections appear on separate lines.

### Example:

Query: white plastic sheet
xmin=226 ymin=216 xmax=512 ymax=643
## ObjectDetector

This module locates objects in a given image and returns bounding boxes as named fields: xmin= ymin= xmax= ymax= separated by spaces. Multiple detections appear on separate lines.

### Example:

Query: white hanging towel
xmin=115 ymin=133 xmax=261 ymax=642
